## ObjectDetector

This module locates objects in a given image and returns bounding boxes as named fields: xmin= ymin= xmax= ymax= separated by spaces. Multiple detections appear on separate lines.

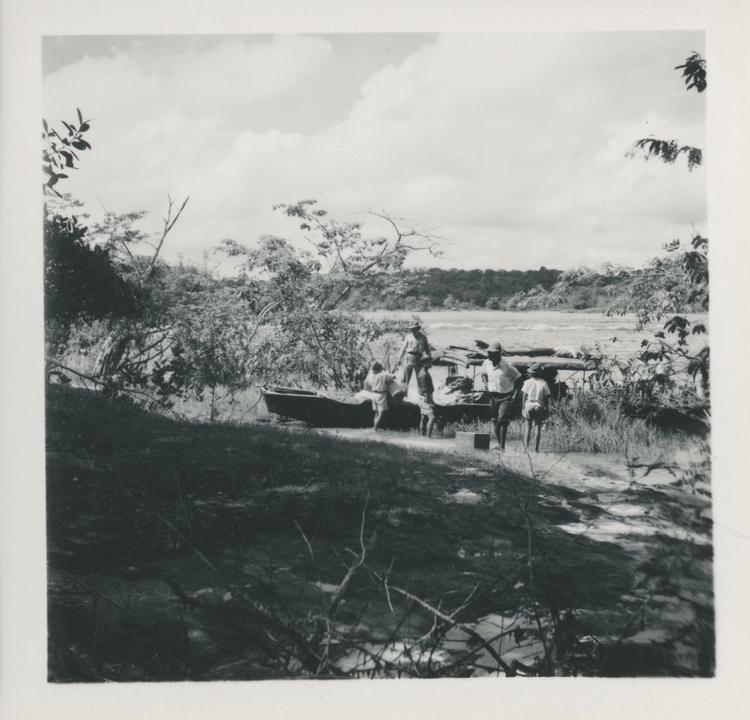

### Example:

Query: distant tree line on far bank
xmin=337 ymin=262 xmax=696 ymax=314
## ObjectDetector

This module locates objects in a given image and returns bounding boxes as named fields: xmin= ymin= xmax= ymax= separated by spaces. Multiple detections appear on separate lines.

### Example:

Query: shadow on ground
xmin=46 ymin=386 xmax=713 ymax=680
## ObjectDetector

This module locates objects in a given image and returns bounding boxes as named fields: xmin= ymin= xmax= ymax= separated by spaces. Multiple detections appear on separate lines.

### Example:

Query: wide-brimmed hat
xmin=487 ymin=341 xmax=503 ymax=353
xmin=527 ymin=363 xmax=542 ymax=376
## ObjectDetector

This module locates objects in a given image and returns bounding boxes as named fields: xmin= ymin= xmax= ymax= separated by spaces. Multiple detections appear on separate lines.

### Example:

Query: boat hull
xmin=262 ymin=389 xmax=503 ymax=430
xmin=262 ymin=390 xmax=419 ymax=429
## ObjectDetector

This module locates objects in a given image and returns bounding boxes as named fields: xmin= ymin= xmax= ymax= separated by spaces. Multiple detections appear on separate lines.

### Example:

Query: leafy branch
xmin=675 ymin=52 xmax=706 ymax=93
xmin=629 ymin=52 xmax=705 ymax=171
xmin=43 ymin=108 xmax=92 ymax=196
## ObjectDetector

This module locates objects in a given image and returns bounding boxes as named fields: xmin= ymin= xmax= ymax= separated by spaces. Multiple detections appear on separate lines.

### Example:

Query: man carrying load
xmin=480 ymin=341 xmax=521 ymax=451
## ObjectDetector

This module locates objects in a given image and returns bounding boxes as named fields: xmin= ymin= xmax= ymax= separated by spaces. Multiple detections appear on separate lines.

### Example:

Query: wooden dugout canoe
xmin=261 ymin=386 xmax=508 ymax=429
xmin=262 ymin=387 xmax=419 ymax=429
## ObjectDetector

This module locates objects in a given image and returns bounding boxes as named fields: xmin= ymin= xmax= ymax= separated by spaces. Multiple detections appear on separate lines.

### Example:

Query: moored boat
xmin=262 ymin=387 xmax=420 ymax=429
xmin=261 ymin=386 xmax=506 ymax=430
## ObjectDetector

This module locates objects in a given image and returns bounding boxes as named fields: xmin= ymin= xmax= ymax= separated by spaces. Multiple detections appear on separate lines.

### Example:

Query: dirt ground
xmin=46 ymin=386 xmax=713 ymax=680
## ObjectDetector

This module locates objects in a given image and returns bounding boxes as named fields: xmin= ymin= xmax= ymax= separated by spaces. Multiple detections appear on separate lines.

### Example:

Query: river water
xmin=364 ymin=309 xmax=708 ymax=359
xmin=363 ymin=309 xmax=708 ymax=396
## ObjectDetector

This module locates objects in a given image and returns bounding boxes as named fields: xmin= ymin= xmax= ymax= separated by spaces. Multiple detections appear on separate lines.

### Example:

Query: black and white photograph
xmin=40 ymin=28 xmax=714 ymax=681
xmin=2 ymin=0 xmax=750 ymax=717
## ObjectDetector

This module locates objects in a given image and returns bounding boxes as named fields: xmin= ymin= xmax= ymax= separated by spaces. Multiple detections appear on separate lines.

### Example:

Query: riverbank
xmin=46 ymin=384 xmax=713 ymax=679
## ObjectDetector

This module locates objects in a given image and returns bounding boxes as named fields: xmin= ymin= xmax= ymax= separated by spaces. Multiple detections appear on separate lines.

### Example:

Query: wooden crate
xmin=455 ymin=431 xmax=490 ymax=450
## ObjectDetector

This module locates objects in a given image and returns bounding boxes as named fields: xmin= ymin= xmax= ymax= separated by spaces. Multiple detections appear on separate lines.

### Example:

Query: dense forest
xmin=340 ymin=264 xmax=642 ymax=311
xmin=342 ymin=266 xmax=562 ymax=309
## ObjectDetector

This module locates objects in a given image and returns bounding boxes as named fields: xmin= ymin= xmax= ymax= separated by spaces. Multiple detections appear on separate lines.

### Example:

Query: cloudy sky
xmin=43 ymin=32 xmax=705 ymax=271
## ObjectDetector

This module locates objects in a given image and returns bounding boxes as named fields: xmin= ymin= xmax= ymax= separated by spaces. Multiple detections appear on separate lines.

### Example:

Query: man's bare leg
xmin=492 ymin=420 xmax=503 ymax=448
xmin=499 ymin=423 xmax=508 ymax=450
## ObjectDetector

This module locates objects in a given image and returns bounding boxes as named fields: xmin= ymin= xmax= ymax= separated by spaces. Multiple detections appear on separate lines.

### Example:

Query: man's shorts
xmin=418 ymin=396 xmax=436 ymax=419
xmin=489 ymin=391 xmax=514 ymax=426
xmin=522 ymin=401 xmax=547 ymax=421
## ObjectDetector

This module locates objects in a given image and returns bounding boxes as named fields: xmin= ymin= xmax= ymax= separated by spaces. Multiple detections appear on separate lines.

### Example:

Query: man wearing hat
xmin=521 ymin=362 xmax=551 ymax=452
xmin=480 ymin=341 xmax=521 ymax=450
xmin=396 ymin=321 xmax=431 ymax=389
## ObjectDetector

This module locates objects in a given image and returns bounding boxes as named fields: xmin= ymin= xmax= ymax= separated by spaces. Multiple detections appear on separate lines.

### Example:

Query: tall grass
xmin=542 ymin=392 xmax=677 ymax=454
xmin=442 ymin=392 xmax=685 ymax=456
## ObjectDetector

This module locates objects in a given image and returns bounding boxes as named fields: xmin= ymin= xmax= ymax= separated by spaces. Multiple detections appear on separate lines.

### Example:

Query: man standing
xmin=415 ymin=355 xmax=437 ymax=439
xmin=396 ymin=322 xmax=431 ymax=390
xmin=521 ymin=362 xmax=551 ymax=453
xmin=480 ymin=341 xmax=521 ymax=450
xmin=363 ymin=362 xmax=395 ymax=431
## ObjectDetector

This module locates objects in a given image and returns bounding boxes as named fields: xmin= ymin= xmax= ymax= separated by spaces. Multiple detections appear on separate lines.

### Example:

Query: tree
xmin=606 ymin=52 xmax=710 ymax=398
xmin=629 ymin=52 xmax=705 ymax=171
xmin=608 ymin=235 xmax=707 ymax=324
xmin=86 ymin=196 xmax=190 ymax=378
xmin=41 ymin=111 xmax=262 ymax=416
xmin=216 ymin=201 xmax=442 ymax=391
xmin=160 ymin=284 xmax=270 ymax=420
xmin=44 ymin=212 xmax=136 ymax=357
xmin=622 ymin=51 xmax=708 ymax=326
xmin=272 ymin=199 xmax=441 ymax=309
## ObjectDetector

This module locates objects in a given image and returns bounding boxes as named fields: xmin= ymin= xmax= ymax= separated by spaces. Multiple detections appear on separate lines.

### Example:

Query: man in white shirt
xmin=363 ymin=362 xmax=396 ymax=430
xmin=521 ymin=362 xmax=551 ymax=452
xmin=480 ymin=341 xmax=521 ymax=450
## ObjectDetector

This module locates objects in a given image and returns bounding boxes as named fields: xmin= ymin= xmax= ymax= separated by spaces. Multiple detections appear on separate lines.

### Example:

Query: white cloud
xmin=43 ymin=32 xmax=705 ymax=270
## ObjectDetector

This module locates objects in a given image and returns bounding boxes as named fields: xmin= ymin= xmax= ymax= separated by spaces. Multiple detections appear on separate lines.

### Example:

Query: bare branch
xmin=144 ymin=194 xmax=190 ymax=282
xmin=328 ymin=495 xmax=372 ymax=618
xmin=384 ymin=583 xmax=515 ymax=676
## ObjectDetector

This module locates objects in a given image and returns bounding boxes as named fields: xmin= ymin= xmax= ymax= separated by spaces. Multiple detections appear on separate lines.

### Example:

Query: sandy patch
xmin=447 ymin=488 xmax=484 ymax=504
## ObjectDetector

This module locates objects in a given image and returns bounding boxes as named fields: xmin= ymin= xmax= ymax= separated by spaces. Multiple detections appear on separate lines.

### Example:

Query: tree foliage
xmin=272 ymin=200 xmax=441 ymax=310
xmin=44 ymin=213 xmax=135 ymax=326
xmin=675 ymin=52 xmax=707 ymax=93
xmin=631 ymin=138 xmax=702 ymax=171
xmin=629 ymin=52 xmax=705 ymax=171
xmin=608 ymin=234 xmax=708 ymax=324
xmin=43 ymin=109 xmax=92 ymax=195
xmin=603 ymin=50 xmax=710 ymax=403
xmin=216 ymin=201 xmax=442 ymax=391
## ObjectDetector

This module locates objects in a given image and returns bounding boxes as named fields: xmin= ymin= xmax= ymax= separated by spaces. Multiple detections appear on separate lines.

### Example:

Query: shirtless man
xmin=396 ymin=322 xmax=430 ymax=390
